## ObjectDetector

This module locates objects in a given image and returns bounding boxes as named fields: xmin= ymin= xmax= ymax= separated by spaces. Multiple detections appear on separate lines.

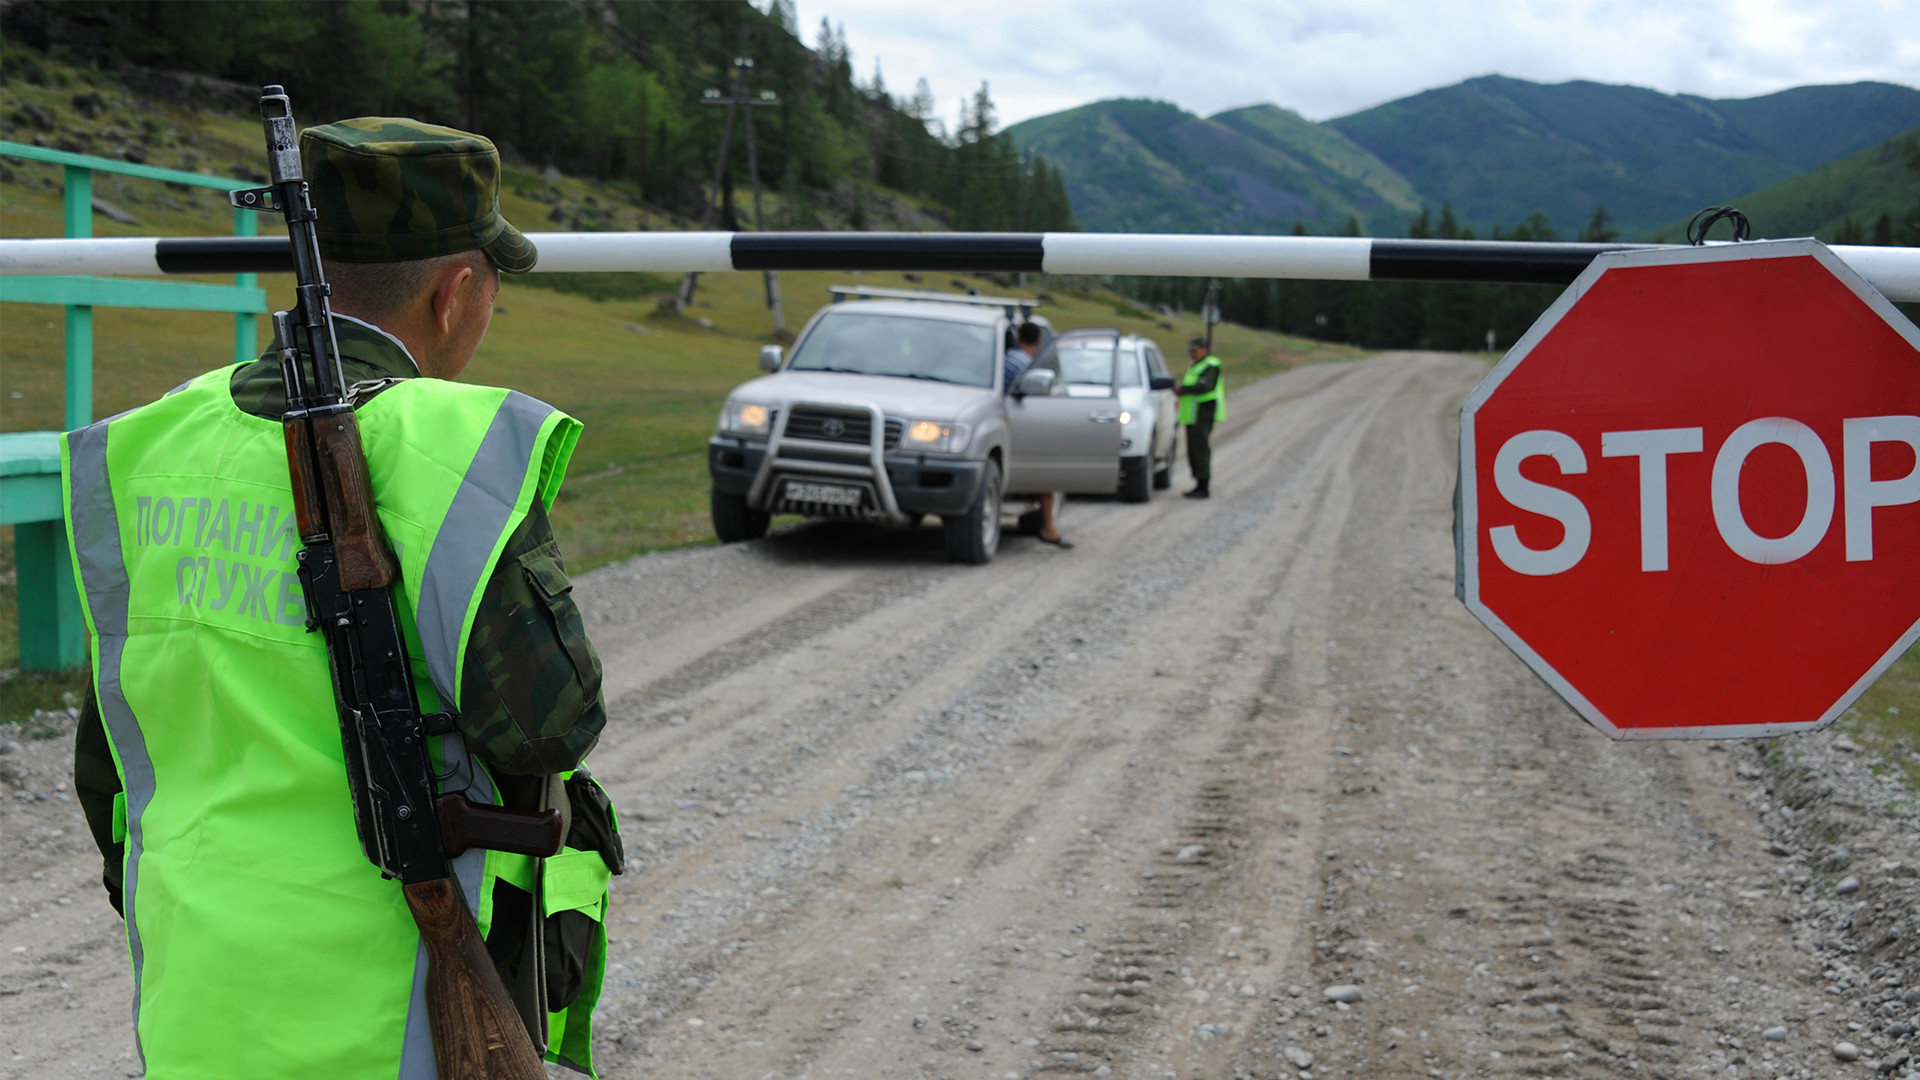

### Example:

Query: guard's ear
xmin=429 ymin=261 xmax=477 ymax=336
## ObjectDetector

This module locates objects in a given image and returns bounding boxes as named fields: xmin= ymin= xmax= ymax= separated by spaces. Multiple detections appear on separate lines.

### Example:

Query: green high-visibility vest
xmin=1178 ymin=353 xmax=1226 ymax=425
xmin=62 ymin=365 xmax=607 ymax=1079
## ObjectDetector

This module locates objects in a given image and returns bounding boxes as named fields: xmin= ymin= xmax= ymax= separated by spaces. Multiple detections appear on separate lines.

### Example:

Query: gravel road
xmin=8 ymin=351 xmax=1920 ymax=1080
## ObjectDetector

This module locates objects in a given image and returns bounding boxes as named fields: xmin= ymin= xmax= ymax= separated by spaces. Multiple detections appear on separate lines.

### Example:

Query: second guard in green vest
xmin=65 ymin=118 xmax=619 ymax=1078
xmin=1177 ymin=337 xmax=1227 ymax=498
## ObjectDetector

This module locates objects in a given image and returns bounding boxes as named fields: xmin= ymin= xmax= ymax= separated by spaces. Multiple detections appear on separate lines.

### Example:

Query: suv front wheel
xmin=1120 ymin=457 xmax=1152 ymax=502
xmin=712 ymin=488 xmax=771 ymax=543
xmin=943 ymin=459 xmax=1002 ymax=564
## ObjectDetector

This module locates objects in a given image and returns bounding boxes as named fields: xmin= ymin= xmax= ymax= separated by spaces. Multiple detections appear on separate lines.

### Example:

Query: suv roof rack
xmin=827 ymin=284 xmax=1040 ymax=320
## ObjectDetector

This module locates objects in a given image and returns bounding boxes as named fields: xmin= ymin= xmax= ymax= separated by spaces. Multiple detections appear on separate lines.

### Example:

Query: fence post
xmin=233 ymin=205 xmax=258 ymax=363
xmin=62 ymin=164 xmax=93 ymax=430
xmin=15 ymin=520 xmax=83 ymax=670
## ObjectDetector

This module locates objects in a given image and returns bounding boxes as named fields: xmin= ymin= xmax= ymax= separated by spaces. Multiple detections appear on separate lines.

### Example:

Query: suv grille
xmin=787 ymin=407 xmax=871 ymax=445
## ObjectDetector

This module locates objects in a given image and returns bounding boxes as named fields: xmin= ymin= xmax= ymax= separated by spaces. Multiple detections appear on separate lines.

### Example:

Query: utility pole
xmin=736 ymin=68 xmax=785 ymax=335
xmin=680 ymin=57 xmax=784 ymax=334
xmin=1201 ymin=279 xmax=1222 ymax=352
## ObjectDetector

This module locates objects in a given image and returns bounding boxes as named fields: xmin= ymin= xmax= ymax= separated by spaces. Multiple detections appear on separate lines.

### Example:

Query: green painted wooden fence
xmin=0 ymin=140 xmax=269 ymax=671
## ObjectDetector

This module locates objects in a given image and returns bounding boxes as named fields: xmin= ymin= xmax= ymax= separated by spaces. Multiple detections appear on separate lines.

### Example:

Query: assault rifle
xmin=232 ymin=86 xmax=562 ymax=1080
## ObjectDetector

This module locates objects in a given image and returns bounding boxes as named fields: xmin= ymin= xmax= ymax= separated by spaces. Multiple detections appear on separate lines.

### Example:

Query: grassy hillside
xmin=1006 ymin=99 xmax=1418 ymax=235
xmin=0 ymin=61 xmax=1363 ymax=706
xmin=1697 ymin=83 xmax=1920 ymax=174
xmin=1327 ymin=76 xmax=1920 ymax=238
xmin=1210 ymin=104 xmax=1421 ymax=213
xmin=1644 ymin=128 xmax=1920 ymax=244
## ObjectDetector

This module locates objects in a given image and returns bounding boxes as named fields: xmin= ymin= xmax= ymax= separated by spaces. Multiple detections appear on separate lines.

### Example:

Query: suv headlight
xmin=898 ymin=419 xmax=971 ymax=454
xmin=720 ymin=401 xmax=772 ymax=436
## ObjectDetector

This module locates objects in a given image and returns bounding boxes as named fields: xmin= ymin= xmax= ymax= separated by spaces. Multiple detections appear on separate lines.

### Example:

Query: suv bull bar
xmin=748 ymin=400 xmax=910 ymax=526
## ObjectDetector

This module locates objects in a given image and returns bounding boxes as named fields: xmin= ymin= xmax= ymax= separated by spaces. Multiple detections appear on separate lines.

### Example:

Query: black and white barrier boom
xmin=3 ymin=231 xmax=1918 ymax=301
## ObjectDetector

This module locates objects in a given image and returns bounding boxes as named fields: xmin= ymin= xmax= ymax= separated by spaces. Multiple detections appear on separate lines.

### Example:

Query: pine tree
xmin=1579 ymin=205 xmax=1619 ymax=242
xmin=770 ymin=0 xmax=798 ymax=33
xmin=1903 ymin=136 xmax=1920 ymax=246
xmin=1510 ymin=212 xmax=1559 ymax=242
xmin=909 ymin=78 xmax=937 ymax=128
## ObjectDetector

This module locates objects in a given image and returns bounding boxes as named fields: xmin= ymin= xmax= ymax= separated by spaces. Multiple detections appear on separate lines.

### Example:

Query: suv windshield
xmin=789 ymin=312 xmax=996 ymax=387
xmin=1054 ymin=340 xmax=1131 ymax=387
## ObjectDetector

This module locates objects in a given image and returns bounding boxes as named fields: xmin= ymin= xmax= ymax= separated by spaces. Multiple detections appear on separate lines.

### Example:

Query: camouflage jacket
xmin=74 ymin=316 xmax=606 ymax=909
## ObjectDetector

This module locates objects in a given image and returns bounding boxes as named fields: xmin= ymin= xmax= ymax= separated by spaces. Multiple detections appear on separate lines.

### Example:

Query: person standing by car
xmin=1004 ymin=320 xmax=1042 ymax=389
xmin=1178 ymin=338 xmax=1226 ymax=498
xmin=1003 ymin=322 xmax=1072 ymax=548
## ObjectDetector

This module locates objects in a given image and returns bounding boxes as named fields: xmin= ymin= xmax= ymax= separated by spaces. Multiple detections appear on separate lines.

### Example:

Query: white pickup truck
xmin=706 ymin=287 xmax=1128 ymax=563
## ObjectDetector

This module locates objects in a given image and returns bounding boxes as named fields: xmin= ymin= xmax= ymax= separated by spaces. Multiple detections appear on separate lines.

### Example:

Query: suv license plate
xmin=786 ymin=481 xmax=863 ymax=507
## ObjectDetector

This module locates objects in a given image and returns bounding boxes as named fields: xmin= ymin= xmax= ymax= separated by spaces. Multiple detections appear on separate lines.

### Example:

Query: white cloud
xmin=796 ymin=0 xmax=1920 ymax=130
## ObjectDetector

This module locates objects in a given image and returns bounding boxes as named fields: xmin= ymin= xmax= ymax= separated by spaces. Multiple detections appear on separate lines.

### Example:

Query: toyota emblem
xmin=820 ymin=418 xmax=847 ymax=438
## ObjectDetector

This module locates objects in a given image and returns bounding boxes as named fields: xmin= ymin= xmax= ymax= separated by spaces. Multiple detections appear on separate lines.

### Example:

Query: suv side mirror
xmin=1149 ymin=374 xmax=1176 ymax=391
xmin=1013 ymin=368 xmax=1057 ymax=399
xmin=758 ymin=345 xmax=783 ymax=373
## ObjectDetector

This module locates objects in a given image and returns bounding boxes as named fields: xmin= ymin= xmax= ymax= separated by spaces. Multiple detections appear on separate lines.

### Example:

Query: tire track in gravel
xmin=1030 ymin=357 xmax=1420 ymax=1080
xmin=1227 ymin=357 xmax=1841 ymax=1080
xmin=575 ymin=356 xmax=1449 ymax=1080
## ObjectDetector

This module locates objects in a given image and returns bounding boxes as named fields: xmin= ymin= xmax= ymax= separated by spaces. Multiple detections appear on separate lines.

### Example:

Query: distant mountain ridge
xmin=1007 ymin=77 xmax=1920 ymax=239
xmin=1003 ymin=99 xmax=1418 ymax=235
xmin=1646 ymin=126 xmax=1920 ymax=245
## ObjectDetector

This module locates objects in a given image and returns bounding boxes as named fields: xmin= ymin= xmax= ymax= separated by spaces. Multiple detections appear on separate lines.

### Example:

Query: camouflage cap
xmin=300 ymin=117 xmax=537 ymax=273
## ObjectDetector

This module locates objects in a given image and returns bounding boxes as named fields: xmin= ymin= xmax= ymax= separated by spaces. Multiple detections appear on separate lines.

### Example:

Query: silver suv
xmin=707 ymin=287 xmax=1122 ymax=563
xmin=1041 ymin=328 xmax=1179 ymax=501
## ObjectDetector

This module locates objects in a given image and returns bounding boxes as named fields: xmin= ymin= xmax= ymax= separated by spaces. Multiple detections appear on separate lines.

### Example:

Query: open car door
xmin=1004 ymin=329 xmax=1124 ymax=494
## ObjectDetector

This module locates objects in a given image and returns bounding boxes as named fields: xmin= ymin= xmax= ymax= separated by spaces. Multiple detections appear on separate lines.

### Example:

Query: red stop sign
xmin=1458 ymin=240 xmax=1920 ymax=738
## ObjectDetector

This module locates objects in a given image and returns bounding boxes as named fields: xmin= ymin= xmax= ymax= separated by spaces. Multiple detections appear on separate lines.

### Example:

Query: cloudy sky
xmin=794 ymin=0 xmax=1920 ymax=131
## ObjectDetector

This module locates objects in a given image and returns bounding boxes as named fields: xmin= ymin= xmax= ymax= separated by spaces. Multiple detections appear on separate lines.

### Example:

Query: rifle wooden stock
xmin=312 ymin=408 xmax=400 ymax=591
xmin=437 ymin=795 xmax=565 ymax=859
xmin=282 ymin=418 xmax=327 ymax=542
xmin=402 ymin=878 xmax=549 ymax=1080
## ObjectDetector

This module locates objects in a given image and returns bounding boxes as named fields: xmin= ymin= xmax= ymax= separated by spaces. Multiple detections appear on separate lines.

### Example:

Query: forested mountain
xmin=1210 ymin=104 xmax=1421 ymax=215
xmin=1006 ymin=99 xmax=1417 ymax=235
xmin=1646 ymin=129 xmax=1920 ymax=246
xmin=1011 ymin=76 xmax=1920 ymax=241
xmin=1106 ymin=93 xmax=1920 ymax=355
xmin=1328 ymin=76 xmax=1920 ymax=237
xmin=0 ymin=0 xmax=1076 ymax=232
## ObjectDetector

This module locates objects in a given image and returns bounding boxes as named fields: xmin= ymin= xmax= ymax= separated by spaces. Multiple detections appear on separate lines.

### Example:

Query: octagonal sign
xmin=1458 ymin=239 xmax=1920 ymax=739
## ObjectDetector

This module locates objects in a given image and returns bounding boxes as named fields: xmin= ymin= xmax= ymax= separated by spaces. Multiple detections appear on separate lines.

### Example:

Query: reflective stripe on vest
xmin=64 ymin=421 xmax=158 ymax=1057
xmin=61 ymin=369 xmax=578 ymax=1080
xmin=1178 ymin=355 xmax=1226 ymax=425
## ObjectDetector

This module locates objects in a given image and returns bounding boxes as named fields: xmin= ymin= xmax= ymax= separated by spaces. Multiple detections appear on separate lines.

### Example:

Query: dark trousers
xmin=1186 ymin=417 xmax=1214 ymax=482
